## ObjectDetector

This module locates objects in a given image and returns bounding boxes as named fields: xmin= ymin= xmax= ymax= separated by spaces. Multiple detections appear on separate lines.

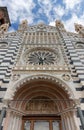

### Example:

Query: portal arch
xmin=5 ymin=74 xmax=75 ymax=101
xmin=3 ymin=74 xmax=79 ymax=130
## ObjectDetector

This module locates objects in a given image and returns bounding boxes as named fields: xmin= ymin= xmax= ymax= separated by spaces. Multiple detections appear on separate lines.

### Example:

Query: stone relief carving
xmin=26 ymin=98 xmax=57 ymax=113
xmin=62 ymin=74 xmax=70 ymax=81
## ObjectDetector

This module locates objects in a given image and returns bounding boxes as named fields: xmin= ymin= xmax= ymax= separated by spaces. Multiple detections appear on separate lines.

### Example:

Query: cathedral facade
xmin=0 ymin=7 xmax=84 ymax=130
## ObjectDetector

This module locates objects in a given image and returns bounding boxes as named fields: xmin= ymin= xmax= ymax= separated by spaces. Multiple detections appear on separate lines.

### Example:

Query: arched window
xmin=0 ymin=42 xmax=8 ymax=48
xmin=75 ymin=42 xmax=84 ymax=49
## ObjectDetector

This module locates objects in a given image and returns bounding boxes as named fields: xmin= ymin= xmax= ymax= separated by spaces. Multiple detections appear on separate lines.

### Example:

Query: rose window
xmin=24 ymin=50 xmax=58 ymax=65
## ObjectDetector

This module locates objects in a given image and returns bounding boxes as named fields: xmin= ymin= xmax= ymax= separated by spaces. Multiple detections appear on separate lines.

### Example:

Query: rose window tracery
xmin=24 ymin=50 xmax=59 ymax=65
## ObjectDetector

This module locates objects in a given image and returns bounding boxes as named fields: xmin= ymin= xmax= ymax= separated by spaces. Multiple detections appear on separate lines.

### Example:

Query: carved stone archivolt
xmin=9 ymin=74 xmax=74 ymax=100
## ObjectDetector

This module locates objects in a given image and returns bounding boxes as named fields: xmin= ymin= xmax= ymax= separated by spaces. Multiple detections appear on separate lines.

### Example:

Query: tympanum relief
xmin=26 ymin=97 xmax=58 ymax=114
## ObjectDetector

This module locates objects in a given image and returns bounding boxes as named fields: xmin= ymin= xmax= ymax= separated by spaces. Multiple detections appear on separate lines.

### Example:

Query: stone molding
xmin=4 ymin=74 xmax=75 ymax=101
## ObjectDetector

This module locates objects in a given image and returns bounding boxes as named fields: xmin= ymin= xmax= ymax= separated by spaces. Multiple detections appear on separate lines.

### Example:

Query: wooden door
xmin=22 ymin=115 xmax=62 ymax=130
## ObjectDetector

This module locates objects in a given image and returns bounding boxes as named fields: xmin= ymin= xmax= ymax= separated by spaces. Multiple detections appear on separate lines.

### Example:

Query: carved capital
xmin=2 ymin=99 xmax=11 ymax=108
xmin=74 ymin=99 xmax=80 ymax=108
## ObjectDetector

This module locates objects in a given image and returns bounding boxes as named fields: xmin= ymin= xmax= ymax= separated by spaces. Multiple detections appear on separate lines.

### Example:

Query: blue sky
xmin=0 ymin=0 xmax=84 ymax=32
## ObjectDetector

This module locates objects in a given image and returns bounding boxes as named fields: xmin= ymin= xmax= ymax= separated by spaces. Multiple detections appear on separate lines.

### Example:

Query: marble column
xmin=3 ymin=110 xmax=22 ymax=130
xmin=3 ymin=110 xmax=10 ymax=130
xmin=61 ymin=111 xmax=79 ymax=130
xmin=77 ymin=107 xmax=84 ymax=129
xmin=0 ymin=107 xmax=6 ymax=130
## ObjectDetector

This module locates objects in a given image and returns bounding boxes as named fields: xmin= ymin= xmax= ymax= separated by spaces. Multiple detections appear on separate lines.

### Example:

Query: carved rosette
xmin=12 ymin=74 xmax=20 ymax=81
xmin=0 ymin=42 xmax=8 ymax=48
xmin=62 ymin=74 xmax=70 ymax=81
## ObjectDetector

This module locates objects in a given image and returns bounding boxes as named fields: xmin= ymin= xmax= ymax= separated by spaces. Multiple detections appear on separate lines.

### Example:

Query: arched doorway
xmin=3 ymin=75 xmax=78 ymax=130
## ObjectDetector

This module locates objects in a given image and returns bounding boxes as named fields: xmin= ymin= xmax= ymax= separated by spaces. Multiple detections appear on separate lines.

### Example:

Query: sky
xmin=0 ymin=0 xmax=84 ymax=32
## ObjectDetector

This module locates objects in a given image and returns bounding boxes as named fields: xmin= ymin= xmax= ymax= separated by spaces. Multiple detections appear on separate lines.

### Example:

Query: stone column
xmin=75 ymin=99 xmax=84 ymax=129
xmin=66 ymin=113 xmax=71 ymax=130
xmin=61 ymin=115 xmax=66 ymax=130
xmin=12 ymin=114 xmax=16 ymax=130
xmin=7 ymin=112 xmax=14 ymax=130
xmin=77 ymin=107 xmax=84 ymax=129
xmin=61 ymin=111 xmax=79 ymax=130
xmin=3 ymin=110 xmax=11 ymax=130
xmin=62 ymin=113 xmax=68 ymax=130
xmin=0 ymin=107 xmax=6 ymax=130
xmin=3 ymin=110 xmax=22 ymax=130
xmin=18 ymin=116 xmax=22 ymax=130
xmin=69 ymin=111 xmax=79 ymax=130
xmin=73 ymin=111 xmax=80 ymax=130
xmin=15 ymin=115 xmax=22 ymax=130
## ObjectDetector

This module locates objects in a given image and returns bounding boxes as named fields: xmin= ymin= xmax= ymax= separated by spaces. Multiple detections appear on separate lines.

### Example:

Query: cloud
xmin=0 ymin=0 xmax=84 ymax=32
xmin=64 ymin=13 xmax=84 ymax=32
xmin=49 ymin=13 xmax=84 ymax=32
xmin=0 ymin=0 xmax=36 ymax=24
xmin=49 ymin=21 xmax=55 ymax=26
xmin=53 ymin=6 xmax=65 ymax=18
xmin=63 ymin=0 xmax=82 ymax=9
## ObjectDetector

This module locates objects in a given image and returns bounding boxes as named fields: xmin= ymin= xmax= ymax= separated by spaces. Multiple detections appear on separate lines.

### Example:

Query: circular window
xmin=75 ymin=42 xmax=84 ymax=48
xmin=28 ymin=51 xmax=55 ymax=65
xmin=23 ymin=48 xmax=59 ymax=65
xmin=0 ymin=42 xmax=8 ymax=48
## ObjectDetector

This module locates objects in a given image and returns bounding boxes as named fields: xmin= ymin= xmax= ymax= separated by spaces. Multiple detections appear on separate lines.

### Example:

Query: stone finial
xmin=21 ymin=19 xmax=28 ymax=25
xmin=0 ymin=23 xmax=9 ymax=34
xmin=75 ymin=23 xmax=84 ymax=37
xmin=55 ymin=20 xmax=64 ymax=27
xmin=18 ymin=19 xmax=28 ymax=31
xmin=55 ymin=20 xmax=65 ymax=31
